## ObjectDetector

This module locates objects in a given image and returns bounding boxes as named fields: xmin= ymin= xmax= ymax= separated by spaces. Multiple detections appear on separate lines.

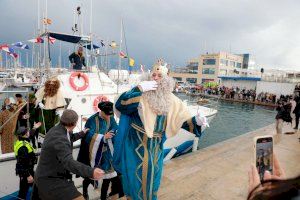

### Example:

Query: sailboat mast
xmin=89 ymin=0 xmax=93 ymax=67
xmin=117 ymin=19 xmax=123 ymax=94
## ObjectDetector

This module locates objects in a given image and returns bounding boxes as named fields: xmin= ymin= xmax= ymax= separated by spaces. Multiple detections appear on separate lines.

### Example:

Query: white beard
xmin=140 ymin=74 xmax=175 ymax=115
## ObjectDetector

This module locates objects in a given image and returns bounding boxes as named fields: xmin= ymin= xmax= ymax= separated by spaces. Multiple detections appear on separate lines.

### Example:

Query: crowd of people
xmin=0 ymin=58 xmax=299 ymax=199
xmin=188 ymin=85 xmax=293 ymax=105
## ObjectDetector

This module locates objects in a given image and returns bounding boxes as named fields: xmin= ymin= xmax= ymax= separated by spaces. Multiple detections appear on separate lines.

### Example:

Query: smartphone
xmin=254 ymin=135 xmax=273 ymax=181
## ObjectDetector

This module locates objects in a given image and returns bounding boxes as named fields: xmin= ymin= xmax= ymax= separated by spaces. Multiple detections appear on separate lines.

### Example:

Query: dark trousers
xmin=295 ymin=113 xmax=300 ymax=129
xmin=100 ymin=176 xmax=124 ymax=200
xmin=18 ymin=176 xmax=32 ymax=199
xmin=82 ymin=178 xmax=94 ymax=196
xmin=30 ymin=129 xmax=39 ymax=149
xmin=31 ymin=183 xmax=41 ymax=200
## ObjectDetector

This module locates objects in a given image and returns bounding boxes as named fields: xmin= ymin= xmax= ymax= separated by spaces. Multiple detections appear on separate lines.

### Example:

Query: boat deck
xmin=159 ymin=123 xmax=300 ymax=200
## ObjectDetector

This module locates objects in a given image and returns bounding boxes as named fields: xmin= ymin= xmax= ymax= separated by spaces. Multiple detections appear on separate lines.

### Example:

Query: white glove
xmin=138 ymin=81 xmax=158 ymax=92
xmin=56 ymin=109 xmax=64 ymax=117
xmin=38 ymin=102 xmax=45 ymax=109
xmin=195 ymin=113 xmax=209 ymax=127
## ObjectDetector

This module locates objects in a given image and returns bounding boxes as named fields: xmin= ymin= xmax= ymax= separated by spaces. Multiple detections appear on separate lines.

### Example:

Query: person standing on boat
xmin=14 ymin=126 xmax=40 ymax=199
xmin=69 ymin=46 xmax=86 ymax=71
xmin=77 ymin=101 xmax=124 ymax=200
xmin=113 ymin=59 xmax=209 ymax=200
xmin=35 ymin=77 xmax=66 ymax=136
xmin=33 ymin=109 xmax=104 ymax=200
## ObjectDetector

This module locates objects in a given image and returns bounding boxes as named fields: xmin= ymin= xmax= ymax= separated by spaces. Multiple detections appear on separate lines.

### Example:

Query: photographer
xmin=275 ymin=99 xmax=292 ymax=134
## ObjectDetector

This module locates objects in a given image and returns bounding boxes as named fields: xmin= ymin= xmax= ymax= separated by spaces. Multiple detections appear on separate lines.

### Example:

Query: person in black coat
xmin=293 ymin=96 xmax=300 ymax=130
xmin=32 ymin=109 xmax=104 ymax=200
xmin=69 ymin=46 xmax=86 ymax=70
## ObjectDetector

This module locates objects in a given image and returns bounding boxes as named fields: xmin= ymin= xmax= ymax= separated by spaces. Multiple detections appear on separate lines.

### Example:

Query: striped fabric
xmin=89 ymin=133 xmax=104 ymax=168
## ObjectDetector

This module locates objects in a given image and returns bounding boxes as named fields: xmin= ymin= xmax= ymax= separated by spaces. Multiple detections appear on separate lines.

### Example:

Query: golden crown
xmin=152 ymin=59 xmax=168 ymax=75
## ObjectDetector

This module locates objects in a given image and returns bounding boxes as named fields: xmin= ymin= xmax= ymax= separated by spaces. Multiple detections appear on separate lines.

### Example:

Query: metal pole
xmin=117 ymin=19 xmax=123 ymax=94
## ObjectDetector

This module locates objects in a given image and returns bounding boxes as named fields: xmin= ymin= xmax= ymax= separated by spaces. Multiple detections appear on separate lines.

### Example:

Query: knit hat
xmin=98 ymin=101 xmax=114 ymax=115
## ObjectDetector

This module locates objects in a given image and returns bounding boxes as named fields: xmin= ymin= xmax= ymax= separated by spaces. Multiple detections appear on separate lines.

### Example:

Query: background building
xmin=170 ymin=52 xmax=250 ymax=84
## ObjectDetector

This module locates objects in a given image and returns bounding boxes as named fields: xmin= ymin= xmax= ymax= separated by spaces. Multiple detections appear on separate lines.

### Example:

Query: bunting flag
xmin=43 ymin=18 xmax=52 ymax=25
xmin=0 ymin=44 xmax=18 ymax=59
xmin=140 ymin=64 xmax=145 ymax=72
xmin=0 ymin=44 xmax=10 ymax=52
xmin=12 ymin=42 xmax=29 ymax=50
xmin=100 ymin=40 xmax=105 ymax=47
xmin=119 ymin=51 xmax=127 ymax=58
xmin=28 ymin=37 xmax=44 ymax=43
xmin=109 ymin=41 xmax=117 ymax=48
xmin=48 ymin=36 xmax=56 ymax=44
xmin=7 ymin=52 xmax=18 ymax=59
xmin=129 ymin=58 xmax=135 ymax=67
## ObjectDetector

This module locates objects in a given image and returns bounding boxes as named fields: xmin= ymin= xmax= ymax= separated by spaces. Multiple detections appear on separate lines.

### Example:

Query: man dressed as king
xmin=113 ymin=59 xmax=209 ymax=200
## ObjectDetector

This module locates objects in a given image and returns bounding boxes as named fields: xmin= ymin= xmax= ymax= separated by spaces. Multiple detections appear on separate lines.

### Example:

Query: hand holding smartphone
xmin=253 ymin=135 xmax=273 ymax=181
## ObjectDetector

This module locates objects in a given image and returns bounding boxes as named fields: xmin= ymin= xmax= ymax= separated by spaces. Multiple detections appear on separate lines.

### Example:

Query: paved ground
xmin=159 ymin=123 xmax=300 ymax=200
xmin=80 ymin=123 xmax=300 ymax=200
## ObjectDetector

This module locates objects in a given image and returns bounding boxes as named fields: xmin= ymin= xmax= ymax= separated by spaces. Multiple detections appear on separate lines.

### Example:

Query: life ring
xmin=69 ymin=72 xmax=89 ymax=91
xmin=93 ymin=95 xmax=109 ymax=111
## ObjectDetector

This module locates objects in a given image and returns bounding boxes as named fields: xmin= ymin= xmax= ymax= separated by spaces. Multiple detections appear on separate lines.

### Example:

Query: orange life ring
xmin=93 ymin=95 xmax=109 ymax=111
xmin=69 ymin=72 xmax=89 ymax=91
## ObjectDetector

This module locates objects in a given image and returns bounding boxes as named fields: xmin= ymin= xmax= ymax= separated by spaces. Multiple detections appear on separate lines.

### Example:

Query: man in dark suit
xmin=33 ymin=109 xmax=104 ymax=200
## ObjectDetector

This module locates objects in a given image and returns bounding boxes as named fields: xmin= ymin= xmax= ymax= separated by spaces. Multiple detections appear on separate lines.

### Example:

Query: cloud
xmin=0 ymin=0 xmax=300 ymax=70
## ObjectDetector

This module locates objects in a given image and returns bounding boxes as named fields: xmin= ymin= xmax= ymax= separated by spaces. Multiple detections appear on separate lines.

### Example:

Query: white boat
xmin=0 ymin=70 xmax=217 ymax=198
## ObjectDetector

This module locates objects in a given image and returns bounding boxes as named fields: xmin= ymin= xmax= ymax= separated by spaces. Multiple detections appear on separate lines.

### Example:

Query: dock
xmin=80 ymin=123 xmax=299 ymax=200
xmin=159 ymin=123 xmax=300 ymax=200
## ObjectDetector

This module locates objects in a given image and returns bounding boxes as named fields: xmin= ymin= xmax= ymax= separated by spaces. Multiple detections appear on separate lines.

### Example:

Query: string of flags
xmin=0 ymin=44 xmax=18 ymax=59
xmin=0 ymin=30 xmax=142 ymax=69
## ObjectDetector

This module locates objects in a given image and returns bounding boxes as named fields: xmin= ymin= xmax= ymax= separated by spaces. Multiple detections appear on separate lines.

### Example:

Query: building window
xmin=189 ymin=62 xmax=199 ymax=67
xmin=186 ymin=62 xmax=198 ymax=74
xmin=236 ymin=62 xmax=241 ymax=68
xmin=220 ymin=59 xmax=228 ymax=66
xmin=186 ymin=78 xmax=197 ymax=83
xmin=202 ymin=68 xmax=215 ymax=74
xmin=174 ymin=77 xmax=182 ymax=81
xmin=219 ymin=69 xmax=227 ymax=75
xmin=203 ymin=59 xmax=216 ymax=65
xmin=229 ymin=61 xmax=235 ymax=67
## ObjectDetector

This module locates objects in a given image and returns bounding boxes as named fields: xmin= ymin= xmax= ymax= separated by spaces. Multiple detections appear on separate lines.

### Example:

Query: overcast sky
xmin=0 ymin=0 xmax=300 ymax=71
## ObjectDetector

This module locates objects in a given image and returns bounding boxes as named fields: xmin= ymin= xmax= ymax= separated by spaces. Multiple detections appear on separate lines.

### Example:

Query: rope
xmin=0 ymin=102 xmax=27 ymax=131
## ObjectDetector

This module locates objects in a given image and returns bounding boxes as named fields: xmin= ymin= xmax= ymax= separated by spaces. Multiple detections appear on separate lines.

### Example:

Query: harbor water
xmin=176 ymin=93 xmax=277 ymax=149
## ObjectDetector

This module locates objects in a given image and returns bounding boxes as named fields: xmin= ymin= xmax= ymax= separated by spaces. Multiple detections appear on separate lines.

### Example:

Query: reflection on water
xmin=176 ymin=93 xmax=276 ymax=149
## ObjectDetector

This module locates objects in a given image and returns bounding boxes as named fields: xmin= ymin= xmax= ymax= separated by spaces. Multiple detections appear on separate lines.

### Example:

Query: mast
xmin=117 ymin=19 xmax=123 ymax=94
xmin=59 ymin=41 xmax=62 ymax=68
xmin=89 ymin=0 xmax=93 ymax=67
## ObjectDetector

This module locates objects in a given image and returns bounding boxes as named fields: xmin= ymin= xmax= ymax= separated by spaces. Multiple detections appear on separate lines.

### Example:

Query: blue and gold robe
xmin=113 ymin=86 xmax=202 ymax=200
xmin=78 ymin=113 xmax=118 ymax=176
